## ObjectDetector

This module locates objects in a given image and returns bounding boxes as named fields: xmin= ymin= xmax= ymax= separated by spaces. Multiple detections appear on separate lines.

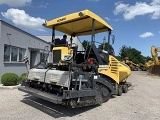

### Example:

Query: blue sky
xmin=0 ymin=0 xmax=160 ymax=57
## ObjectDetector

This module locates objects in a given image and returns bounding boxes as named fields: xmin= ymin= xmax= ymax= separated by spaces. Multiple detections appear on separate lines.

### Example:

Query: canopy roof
xmin=43 ymin=9 xmax=113 ymax=36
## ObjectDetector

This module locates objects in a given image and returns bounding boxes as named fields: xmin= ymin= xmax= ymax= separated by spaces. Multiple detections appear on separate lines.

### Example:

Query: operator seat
xmin=54 ymin=38 xmax=68 ymax=47
xmin=54 ymin=38 xmax=61 ymax=45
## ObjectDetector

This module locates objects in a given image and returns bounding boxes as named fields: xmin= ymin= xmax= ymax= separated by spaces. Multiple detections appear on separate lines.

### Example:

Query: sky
xmin=0 ymin=0 xmax=160 ymax=57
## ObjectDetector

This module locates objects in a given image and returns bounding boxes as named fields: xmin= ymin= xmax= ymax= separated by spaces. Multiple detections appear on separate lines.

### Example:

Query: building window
xmin=4 ymin=45 xmax=26 ymax=62
xmin=11 ymin=47 xmax=18 ymax=61
xmin=19 ymin=48 xmax=26 ymax=61
xmin=4 ymin=45 xmax=10 ymax=62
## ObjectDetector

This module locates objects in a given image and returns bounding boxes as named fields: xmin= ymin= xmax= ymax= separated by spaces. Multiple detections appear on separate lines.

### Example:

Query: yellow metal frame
xmin=43 ymin=9 xmax=113 ymax=36
xmin=151 ymin=46 xmax=160 ymax=65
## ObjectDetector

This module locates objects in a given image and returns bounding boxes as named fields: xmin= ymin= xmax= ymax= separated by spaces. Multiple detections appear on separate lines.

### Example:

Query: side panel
xmin=98 ymin=55 xmax=131 ymax=84
xmin=52 ymin=46 xmax=73 ymax=64
xmin=119 ymin=62 xmax=131 ymax=82
xmin=98 ymin=55 xmax=119 ymax=83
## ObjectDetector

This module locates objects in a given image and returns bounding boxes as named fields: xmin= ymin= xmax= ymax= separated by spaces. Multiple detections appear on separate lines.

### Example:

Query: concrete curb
xmin=0 ymin=84 xmax=21 ymax=90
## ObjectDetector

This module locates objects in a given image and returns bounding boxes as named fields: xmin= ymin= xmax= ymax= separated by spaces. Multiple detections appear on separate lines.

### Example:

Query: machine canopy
xmin=43 ymin=9 xmax=113 ymax=36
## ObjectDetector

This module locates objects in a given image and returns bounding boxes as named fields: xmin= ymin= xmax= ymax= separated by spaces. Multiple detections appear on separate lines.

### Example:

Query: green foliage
xmin=82 ymin=40 xmax=94 ymax=58
xmin=1 ymin=73 xmax=19 ymax=86
xmin=119 ymin=45 xmax=130 ymax=59
xmin=98 ymin=43 xmax=114 ymax=55
xmin=119 ymin=45 xmax=145 ymax=64
xmin=82 ymin=40 xmax=115 ymax=58
xmin=82 ymin=40 xmax=89 ymax=50
xmin=115 ymin=55 xmax=121 ymax=61
xmin=20 ymin=73 xmax=27 ymax=77
xmin=144 ymin=56 xmax=152 ymax=61
xmin=19 ymin=73 xmax=27 ymax=84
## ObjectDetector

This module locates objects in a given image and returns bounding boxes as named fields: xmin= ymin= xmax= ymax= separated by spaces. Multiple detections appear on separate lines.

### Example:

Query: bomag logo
xmin=57 ymin=17 xmax=66 ymax=22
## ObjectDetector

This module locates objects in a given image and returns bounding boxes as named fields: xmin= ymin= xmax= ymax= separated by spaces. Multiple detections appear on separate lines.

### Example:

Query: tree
xmin=119 ymin=45 xmax=130 ymax=59
xmin=144 ymin=56 xmax=152 ymax=61
xmin=119 ymin=45 xmax=145 ymax=64
xmin=98 ymin=43 xmax=114 ymax=55
xmin=82 ymin=40 xmax=92 ymax=58
xmin=82 ymin=40 xmax=90 ymax=50
xmin=115 ymin=55 xmax=121 ymax=61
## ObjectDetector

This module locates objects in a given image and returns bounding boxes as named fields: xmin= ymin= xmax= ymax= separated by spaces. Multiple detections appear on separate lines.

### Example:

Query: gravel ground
xmin=0 ymin=71 xmax=160 ymax=120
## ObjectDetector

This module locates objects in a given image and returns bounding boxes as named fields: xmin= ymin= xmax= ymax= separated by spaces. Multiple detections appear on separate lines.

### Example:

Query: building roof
xmin=0 ymin=20 xmax=49 ymax=44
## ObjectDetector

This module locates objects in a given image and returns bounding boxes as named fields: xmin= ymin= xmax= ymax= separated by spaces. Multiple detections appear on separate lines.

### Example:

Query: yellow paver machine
xmin=19 ymin=9 xmax=131 ymax=108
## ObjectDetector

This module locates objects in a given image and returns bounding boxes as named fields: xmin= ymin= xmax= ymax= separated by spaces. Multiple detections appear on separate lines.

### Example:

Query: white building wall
xmin=0 ymin=20 xmax=51 ymax=79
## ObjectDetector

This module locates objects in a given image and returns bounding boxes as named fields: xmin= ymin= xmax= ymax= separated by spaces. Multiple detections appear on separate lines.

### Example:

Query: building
xmin=0 ymin=20 xmax=51 ymax=80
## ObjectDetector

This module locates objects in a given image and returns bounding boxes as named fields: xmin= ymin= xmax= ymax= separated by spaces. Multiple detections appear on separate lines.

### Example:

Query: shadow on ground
xmin=21 ymin=95 xmax=99 ymax=118
xmin=20 ymin=83 xmax=135 ymax=118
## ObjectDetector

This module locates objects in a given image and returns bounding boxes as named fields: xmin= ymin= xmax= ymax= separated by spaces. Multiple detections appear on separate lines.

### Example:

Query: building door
xmin=30 ymin=50 xmax=38 ymax=68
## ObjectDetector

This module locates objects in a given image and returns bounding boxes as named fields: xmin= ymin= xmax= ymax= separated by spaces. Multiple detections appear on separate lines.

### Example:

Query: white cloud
xmin=0 ymin=0 xmax=31 ymax=7
xmin=1 ymin=8 xmax=45 ymax=31
xmin=113 ymin=18 xmax=121 ymax=21
xmin=34 ymin=2 xmax=48 ymax=8
xmin=105 ymin=17 xmax=110 ymax=21
xmin=114 ymin=0 xmax=160 ymax=20
xmin=37 ymin=3 xmax=47 ymax=8
xmin=104 ymin=17 xmax=121 ymax=22
xmin=139 ymin=32 xmax=154 ymax=38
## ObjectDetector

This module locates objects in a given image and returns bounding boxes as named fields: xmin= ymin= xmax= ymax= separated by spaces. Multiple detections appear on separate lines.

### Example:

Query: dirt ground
xmin=0 ymin=71 xmax=160 ymax=120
